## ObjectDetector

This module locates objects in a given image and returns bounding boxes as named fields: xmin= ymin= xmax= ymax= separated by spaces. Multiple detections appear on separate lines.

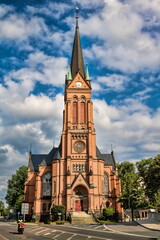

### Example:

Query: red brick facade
xmin=24 ymin=15 xmax=123 ymax=222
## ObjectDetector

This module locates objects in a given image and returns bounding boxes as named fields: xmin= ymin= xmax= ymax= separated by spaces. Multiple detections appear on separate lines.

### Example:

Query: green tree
xmin=103 ymin=207 xmax=115 ymax=220
xmin=136 ymin=155 xmax=160 ymax=205
xmin=0 ymin=201 xmax=9 ymax=216
xmin=5 ymin=165 xmax=28 ymax=212
xmin=51 ymin=205 xmax=66 ymax=221
xmin=155 ymin=189 xmax=160 ymax=210
xmin=0 ymin=201 xmax=5 ymax=215
xmin=117 ymin=161 xmax=145 ymax=211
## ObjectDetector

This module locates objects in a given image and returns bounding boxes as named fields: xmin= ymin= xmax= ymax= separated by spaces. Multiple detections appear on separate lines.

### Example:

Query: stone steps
xmin=71 ymin=211 xmax=97 ymax=224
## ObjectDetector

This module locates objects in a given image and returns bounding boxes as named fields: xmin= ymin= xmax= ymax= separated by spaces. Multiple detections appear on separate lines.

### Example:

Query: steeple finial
xmin=75 ymin=7 xmax=79 ymax=29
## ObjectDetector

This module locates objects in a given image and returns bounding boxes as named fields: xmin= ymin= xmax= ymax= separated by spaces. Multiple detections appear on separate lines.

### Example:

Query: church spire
xmin=70 ymin=8 xmax=85 ymax=79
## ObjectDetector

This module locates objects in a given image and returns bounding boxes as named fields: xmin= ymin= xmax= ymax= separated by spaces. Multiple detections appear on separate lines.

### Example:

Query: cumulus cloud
xmin=1 ymin=52 xmax=68 ymax=102
xmin=93 ymin=98 xmax=160 ymax=162
xmin=77 ymin=0 xmax=160 ymax=73
xmin=97 ymin=74 xmax=130 ymax=91
xmin=0 ymin=4 xmax=14 ymax=18
xmin=27 ymin=2 xmax=71 ymax=19
xmin=0 ymin=14 xmax=48 ymax=41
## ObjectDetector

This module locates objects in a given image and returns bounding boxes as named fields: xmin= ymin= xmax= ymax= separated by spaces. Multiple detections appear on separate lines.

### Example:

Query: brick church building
xmin=24 ymin=12 xmax=123 ymax=222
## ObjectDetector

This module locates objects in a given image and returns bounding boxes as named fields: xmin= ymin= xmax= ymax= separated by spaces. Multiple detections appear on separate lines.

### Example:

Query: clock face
xmin=75 ymin=81 xmax=82 ymax=87
xmin=74 ymin=141 xmax=85 ymax=153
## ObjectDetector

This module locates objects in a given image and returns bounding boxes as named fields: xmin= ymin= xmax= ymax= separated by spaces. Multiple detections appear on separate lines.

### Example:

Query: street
xmin=0 ymin=221 xmax=159 ymax=240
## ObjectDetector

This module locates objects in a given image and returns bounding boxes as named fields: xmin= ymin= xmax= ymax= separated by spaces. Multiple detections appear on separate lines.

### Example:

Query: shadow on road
xmin=9 ymin=232 xmax=19 ymax=234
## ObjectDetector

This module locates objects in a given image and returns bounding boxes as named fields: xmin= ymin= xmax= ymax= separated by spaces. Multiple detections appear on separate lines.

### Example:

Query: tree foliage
xmin=117 ymin=155 xmax=160 ymax=210
xmin=0 ymin=201 xmax=9 ymax=216
xmin=136 ymin=155 xmax=160 ymax=206
xmin=103 ymin=207 xmax=115 ymax=220
xmin=5 ymin=165 xmax=28 ymax=212
xmin=51 ymin=205 xmax=66 ymax=221
xmin=117 ymin=161 xmax=145 ymax=210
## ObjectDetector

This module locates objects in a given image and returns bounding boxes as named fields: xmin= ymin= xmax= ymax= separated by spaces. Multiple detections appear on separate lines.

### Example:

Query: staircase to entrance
xmin=71 ymin=211 xmax=97 ymax=224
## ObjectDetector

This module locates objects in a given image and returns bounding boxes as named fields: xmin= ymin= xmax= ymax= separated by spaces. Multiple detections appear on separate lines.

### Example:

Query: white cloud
xmin=0 ymin=13 xmax=48 ymax=41
xmin=93 ymin=98 xmax=160 ymax=162
xmin=142 ymin=143 xmax=160 ymax=151
xmin=25 ymin=51 xmax=68 ymax=85
xmin=128 ymin=0 xmax=160 ymax=17
xmin=0 ymin=4 xmax=14 ymax=18
xmin=78 ymin=0 xmax=160 ymax=73
xmin=27 ymin=2 xmax=71 ymax=19
xmin=71 ymin=0 xmax=104 ymax=8
xmin=1 ymin=52 xmax=68 ymax=100
xmin=97 ymin=74 xmax=130 ymax=91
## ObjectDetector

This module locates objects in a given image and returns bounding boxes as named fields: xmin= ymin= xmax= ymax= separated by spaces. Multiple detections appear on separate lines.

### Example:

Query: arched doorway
xmin=73 ymin=185 xmax=88 ymax=212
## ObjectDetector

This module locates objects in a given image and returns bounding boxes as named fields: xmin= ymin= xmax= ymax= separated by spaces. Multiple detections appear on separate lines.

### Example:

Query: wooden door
xmin=75 ymin=200 xmax=83 ymax=211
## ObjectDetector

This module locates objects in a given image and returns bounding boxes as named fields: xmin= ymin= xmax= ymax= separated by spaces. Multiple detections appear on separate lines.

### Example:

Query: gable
xmin=67 ymin=73 xmax=91 ymax=90
xmin=71 ymin=172 xmax=90 ymax=190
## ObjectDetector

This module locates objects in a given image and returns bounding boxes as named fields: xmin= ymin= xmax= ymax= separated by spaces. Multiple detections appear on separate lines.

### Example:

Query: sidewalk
xmin=135 ymin=219 xmax=160 ymax=231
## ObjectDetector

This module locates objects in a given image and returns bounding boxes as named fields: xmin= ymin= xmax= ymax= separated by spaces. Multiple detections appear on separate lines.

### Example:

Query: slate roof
xmin=29 ymin=145 xmax=115 ymax=172
xmin=70 ymin=15 xmax=85 ymax=79
xmin=29 ymin=146 xmax=61 ymax=172
xmin=96 ymin=146 xmax=116 ymax=170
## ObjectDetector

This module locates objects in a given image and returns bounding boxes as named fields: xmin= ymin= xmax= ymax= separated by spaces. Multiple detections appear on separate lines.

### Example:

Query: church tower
xmin=24 ymin=11 xmax=122 ymax=221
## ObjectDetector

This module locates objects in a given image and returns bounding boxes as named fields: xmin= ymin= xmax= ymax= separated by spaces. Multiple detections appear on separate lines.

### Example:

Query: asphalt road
xmin=0 ymin=221 xmax=159 ymax=240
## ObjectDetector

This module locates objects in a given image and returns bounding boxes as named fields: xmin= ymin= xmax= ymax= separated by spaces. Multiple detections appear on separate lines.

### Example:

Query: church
xmin=24 ymin=12 xmax=123 ymax=222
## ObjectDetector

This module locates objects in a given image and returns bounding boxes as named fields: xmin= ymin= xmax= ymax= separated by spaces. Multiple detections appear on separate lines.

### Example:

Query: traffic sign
xmin=21 ymin=203 xmax=29 ymax=214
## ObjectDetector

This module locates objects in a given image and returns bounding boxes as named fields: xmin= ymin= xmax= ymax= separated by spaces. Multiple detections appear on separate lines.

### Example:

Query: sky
xmin=0 ymin=0 xmax=160 ymax=203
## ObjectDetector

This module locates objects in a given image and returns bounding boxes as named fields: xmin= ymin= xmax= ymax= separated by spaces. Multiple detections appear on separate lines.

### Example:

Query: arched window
xmin=54 ymin=181 xmax=56 ymax=194
xmin=80 ymin=97 xmax=85 ymax=123
xmin=42 ymin=203 xmax=47 ymax=212
xmin=43 ymin=173 xmax=51 ymax=197
xmin=73 ymin=97 xmax=78 ymax=123
xmin=104 ymin=173 xmax=109 ymax=195
xmin=80 ymin=102 xmax=85 ymax=123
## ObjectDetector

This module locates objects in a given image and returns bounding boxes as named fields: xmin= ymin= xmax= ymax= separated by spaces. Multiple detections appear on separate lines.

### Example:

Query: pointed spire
xmin=85 ymin=64 xmax=90 ymax=80
xmin=70 ymin=8 xmax=85 ymax=79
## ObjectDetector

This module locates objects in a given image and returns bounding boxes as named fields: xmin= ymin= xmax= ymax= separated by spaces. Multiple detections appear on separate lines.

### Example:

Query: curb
xmin=134 ymin=220 xmax=160 ymax=232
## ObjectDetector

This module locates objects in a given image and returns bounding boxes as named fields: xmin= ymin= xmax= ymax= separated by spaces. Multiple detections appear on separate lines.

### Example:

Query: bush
xmin=103 ymin=207 xmax=115 ymax=220
xmin=51 ymin=205 xmax=66 ymax=221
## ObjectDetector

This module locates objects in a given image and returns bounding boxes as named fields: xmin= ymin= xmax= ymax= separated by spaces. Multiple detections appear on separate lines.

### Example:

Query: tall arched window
xmin=80 ymin=97 xmax=85 ymax=123
xmin=104 ymin=173 xmax=109 ymax=195
xmin=73 ymin=97 xmax=78 ymax=123
xmin=43 ymin=173 xmax=51 ymax=197
xmin=80 ymin=102 xmax=85 ymax=123
xmin=54 ymin=181 xmax=56 ymax=194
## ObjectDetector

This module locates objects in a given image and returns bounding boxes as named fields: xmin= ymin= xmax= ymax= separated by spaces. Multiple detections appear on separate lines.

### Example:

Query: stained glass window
xmin=43 ymin=173 xmax=51 ymax=197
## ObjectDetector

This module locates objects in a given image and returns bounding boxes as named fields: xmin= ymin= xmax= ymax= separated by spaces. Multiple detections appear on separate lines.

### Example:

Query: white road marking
xmin=94 ymin=225 xmax=103 ymax=229
xmin=35 ymin=228 xmax=49 ymax=234
xmin=52 ymin=231 xmax=64 ymax=239
xmin=67 ymin=234 xmax=76 ymax=240
xmin=30 ymin=227 xmax=43 ymax=232
xmin=103 ymin=224 xmax=156 ymax=238
xmin=44 ymin=232 xmax=51 ymax=235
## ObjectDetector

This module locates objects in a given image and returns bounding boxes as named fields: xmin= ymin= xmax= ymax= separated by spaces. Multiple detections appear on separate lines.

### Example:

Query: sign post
xmin=21 ymin=203 xmax=29 ymax=222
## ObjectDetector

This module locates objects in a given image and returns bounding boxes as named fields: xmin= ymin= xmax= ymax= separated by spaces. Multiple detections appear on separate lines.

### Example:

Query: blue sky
xmin=0 ymin=0 xmax=160 ymax=202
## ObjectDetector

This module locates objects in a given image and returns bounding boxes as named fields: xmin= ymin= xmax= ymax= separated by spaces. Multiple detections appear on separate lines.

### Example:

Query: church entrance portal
xmin=73 ymin=185 xmax=88 ymax=212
